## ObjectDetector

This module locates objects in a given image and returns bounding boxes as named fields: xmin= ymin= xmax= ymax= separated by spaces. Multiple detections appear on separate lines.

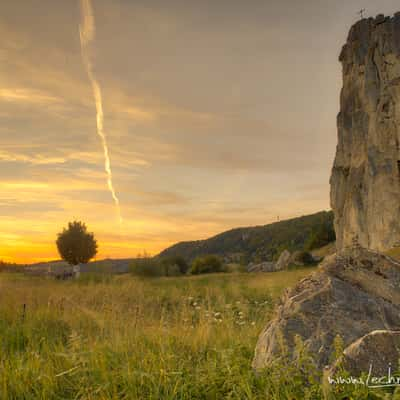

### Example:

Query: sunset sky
xmin=1 ymin=0 xmax=399 ymax=263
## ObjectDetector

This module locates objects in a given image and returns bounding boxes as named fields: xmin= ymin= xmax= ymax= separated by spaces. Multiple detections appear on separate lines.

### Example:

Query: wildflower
xmin=251 ymin=321 xmax=256 ymax=326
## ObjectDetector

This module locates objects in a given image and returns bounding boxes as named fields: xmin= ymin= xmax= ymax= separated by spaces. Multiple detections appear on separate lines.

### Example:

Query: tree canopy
xmin=56 ymin=221 xmax=98 ymax=265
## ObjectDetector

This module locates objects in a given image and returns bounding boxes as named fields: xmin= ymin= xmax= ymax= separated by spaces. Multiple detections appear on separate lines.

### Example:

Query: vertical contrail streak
xmin=79 ymin=0 xmax=122 ymax=224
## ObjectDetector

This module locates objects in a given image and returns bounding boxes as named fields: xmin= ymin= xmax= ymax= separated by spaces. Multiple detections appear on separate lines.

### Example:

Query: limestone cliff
xmin=331 ymin=13 xmax=400 ymax=252
xmin=253 ymin=13 xmax=400 ymax=372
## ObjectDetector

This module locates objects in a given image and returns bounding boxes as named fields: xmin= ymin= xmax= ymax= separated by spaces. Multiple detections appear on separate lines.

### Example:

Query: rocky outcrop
xmin=254 ymin=13 xmax=400 ymax=376
xmin=330 ymin=13 xmax=400 ymax=253
xmin=253 ymin=248 xmax=400 ymax=370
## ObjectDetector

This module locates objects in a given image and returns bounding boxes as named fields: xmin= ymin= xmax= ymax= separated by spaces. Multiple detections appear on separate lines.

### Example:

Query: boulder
xmin=275 ymin=249 xmax=291 ymax=270
xmin=247 ymin=250 xmax=292 ymax=273
xmin=328 ymin=330 xmax=400 ymax=377
xmin=253 ymin=248 xmax=400 ymax=370
xmin=247 ymin=261 xmax=276 ymax=272
xmin=247 ymin=262 xmax=262 ymax=272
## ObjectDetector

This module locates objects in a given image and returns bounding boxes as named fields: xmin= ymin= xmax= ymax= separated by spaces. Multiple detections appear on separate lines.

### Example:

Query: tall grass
xmin=0 ymin=269 xmax=382 ymax=399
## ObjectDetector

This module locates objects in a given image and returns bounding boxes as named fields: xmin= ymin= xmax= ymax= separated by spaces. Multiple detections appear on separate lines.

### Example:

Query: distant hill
xmin=158 ymin=211 xmax=335 ymax=264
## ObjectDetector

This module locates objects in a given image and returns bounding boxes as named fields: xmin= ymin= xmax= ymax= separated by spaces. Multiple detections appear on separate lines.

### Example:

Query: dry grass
xmin=0 ymin=269 xmax=315 ymax=399
xmin=385 ymin=247 xmax=400 ymax=261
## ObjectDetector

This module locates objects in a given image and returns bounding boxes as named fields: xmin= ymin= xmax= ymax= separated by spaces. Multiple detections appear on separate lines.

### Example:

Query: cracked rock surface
xmin=253 ymin=248 xmax=400 ymax=369
xmin=331 ymin=13 xmax=400 ymax=253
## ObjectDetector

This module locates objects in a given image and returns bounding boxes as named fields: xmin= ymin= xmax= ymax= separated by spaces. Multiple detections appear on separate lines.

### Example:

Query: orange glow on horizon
xmin=0 ymin=240 xmax=171 ymax=264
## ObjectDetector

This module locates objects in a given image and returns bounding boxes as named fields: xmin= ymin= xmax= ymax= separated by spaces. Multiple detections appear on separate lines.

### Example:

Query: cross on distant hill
xmin=358 ymin=8 xmax=366 ymax=19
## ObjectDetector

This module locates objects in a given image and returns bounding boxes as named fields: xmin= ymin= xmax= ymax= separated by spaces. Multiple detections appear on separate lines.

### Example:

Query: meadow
xmin=0 ymin=268 xmax=383 ymax=399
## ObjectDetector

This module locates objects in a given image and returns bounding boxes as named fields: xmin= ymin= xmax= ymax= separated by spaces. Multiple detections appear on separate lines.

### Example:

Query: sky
xmin=1 ymin=0 xmax=399 ymax=264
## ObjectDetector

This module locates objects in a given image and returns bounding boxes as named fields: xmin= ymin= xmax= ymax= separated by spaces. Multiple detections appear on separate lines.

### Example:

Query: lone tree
xmin=56 ymin=221 xmax=98 ymax=265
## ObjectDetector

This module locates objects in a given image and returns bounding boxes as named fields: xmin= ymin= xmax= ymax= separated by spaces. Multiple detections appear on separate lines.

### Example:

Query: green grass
xmin=0 ymin=268 xmax=385 ymax=399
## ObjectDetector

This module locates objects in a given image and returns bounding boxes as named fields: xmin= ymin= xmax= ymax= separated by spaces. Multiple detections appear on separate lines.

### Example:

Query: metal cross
xmin=358 ymin=8 xmax=366 ymax=19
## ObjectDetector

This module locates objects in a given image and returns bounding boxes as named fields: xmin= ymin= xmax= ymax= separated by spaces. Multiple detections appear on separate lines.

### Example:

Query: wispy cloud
xmin=0 ymin=150 xmax=67 ymax=165
xmin=0 ymin=88 xmax=62 ymax=105
xmin=121 ymin=106 xmax=156 ymax=121
xmin=1 ymin=182 xmax=51 ymax=190
xmin=0 ymin=199 xmax=63 ymax=216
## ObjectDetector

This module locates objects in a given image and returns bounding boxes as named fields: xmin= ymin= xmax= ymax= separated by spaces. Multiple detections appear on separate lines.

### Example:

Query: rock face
xmin=330 ymin=13 xmax=400 ymax=253
xmin=253 ymin=248 xmax=400 ymax=370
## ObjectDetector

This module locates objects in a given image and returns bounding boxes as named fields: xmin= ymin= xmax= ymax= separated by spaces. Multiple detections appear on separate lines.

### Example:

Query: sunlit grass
xmin=385 ymin=247 xmax=400 ymax=261
xmin=0 ymin=269 xmax=316 ymax=399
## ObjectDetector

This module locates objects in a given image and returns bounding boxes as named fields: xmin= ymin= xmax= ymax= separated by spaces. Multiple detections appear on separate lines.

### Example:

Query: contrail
xmin=79 ymin=0 xmax=122 ymax=224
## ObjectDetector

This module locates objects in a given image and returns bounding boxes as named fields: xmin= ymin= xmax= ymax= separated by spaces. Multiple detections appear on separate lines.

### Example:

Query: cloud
xmin=120 ymin=106 xmax=156 ymax=121
xmin=124 ymin=188 xmax=190 ymax=207
xmin=0 ymin=88 xmax=62 ymax=105
xmin=0 ymin=150 xmax=67 ymax=165
xmin=0 ymin=198 xmax=63 ymax=217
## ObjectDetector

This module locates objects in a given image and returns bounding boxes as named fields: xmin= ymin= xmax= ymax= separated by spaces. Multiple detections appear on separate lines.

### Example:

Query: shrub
xmin=131 ymin=256 xmax=189 ymax=277
xmin=160 ymin=256 xmax=189 ymax=275
xmin=297 ymin=251 xmax=315 ymax=265
xmin=190 ymin=255 xmax=224 ymax=275
xmin=305 ymin=221 xmax=336 ymax=251
xmin=129 ymin=258 xmax=165 ymax=277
